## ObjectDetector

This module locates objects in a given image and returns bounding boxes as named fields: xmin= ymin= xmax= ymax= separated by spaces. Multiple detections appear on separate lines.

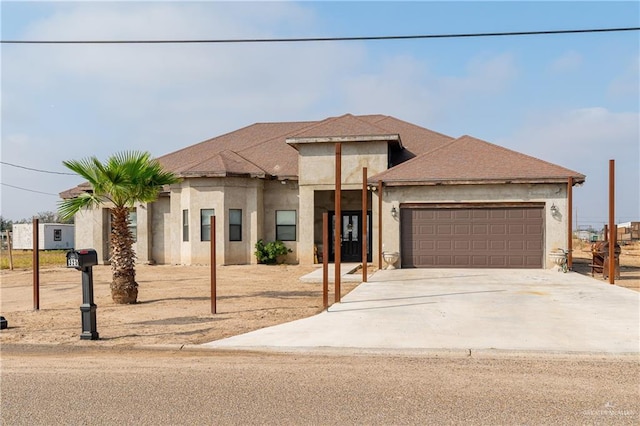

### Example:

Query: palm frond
xmin=60 ymin=150 xmax=180 ymax=213
xmin=57 ymin=192 xmax=102 ymax=220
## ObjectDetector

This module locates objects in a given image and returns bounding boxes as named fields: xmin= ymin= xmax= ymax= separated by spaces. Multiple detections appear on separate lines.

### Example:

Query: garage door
xmin=400 ymin=205 xmax=543 ymax=268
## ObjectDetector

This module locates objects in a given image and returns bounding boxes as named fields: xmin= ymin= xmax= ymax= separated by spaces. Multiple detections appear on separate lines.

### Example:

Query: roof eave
xmin=372 ymin=177 xmax=586 ymax=186
xmin=179 ymin=171 xmax=266 ymax=179
xmin=286 ymin=134 xmax=402 ymax=149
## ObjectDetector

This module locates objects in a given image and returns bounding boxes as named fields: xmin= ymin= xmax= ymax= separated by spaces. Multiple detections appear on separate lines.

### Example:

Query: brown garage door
xmin=400 ymin=205 xmax=543 ymax=268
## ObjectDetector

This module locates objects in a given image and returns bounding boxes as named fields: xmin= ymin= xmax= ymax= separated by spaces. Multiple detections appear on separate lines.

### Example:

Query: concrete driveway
xmin=203 ymin=269 xmax=639 ymax=354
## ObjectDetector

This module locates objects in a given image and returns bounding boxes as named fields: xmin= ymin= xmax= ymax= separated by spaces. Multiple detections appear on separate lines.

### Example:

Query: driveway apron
xmin=203 ymin=269 xmax=640 ymax=354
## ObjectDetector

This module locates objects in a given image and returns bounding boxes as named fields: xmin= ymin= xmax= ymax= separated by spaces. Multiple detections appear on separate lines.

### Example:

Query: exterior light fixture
xmin=550 ymin=203 xmax=558 ymax=214
xmin=391 ymin=205 xmax=398 ymax=218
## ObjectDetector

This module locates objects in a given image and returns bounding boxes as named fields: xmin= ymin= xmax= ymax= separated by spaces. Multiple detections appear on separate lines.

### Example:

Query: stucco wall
xmin=263 ymin=180 xmax=299 ymax=263
xmin=166 ymin=177 xmax=265 ymax=265
xmin=151 ymin=197 xmax=171 ymax=264
xmin=296 ymin=141 xmax=388 ymax=186
xmin=74 ymin=207 xmax=112 ymax=264
xmin=380 ymin=183 xmax=569 ymax=269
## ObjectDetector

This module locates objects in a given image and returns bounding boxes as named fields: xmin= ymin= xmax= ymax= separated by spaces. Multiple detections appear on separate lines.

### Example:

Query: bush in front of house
xmin=254 ymin=239 xmax=291 ymax=264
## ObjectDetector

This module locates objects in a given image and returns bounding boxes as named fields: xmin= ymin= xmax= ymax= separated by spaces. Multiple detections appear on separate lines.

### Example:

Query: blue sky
xmin=1 ymin=1 xmax=638 ymax=229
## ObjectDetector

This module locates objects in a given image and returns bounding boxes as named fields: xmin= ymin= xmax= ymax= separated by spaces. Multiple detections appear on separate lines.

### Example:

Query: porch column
xmin=135 ymin=202 xmax=152 ymax=264
xmin=298 ymin=186 xmax=316 ymax=264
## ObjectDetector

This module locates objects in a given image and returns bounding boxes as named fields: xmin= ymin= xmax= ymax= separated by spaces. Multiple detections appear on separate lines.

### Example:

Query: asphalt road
xmin=1 ymin=345 xmax=638 ymax=425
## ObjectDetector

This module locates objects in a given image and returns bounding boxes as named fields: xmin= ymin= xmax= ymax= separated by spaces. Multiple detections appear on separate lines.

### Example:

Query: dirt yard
xmin=570 ymin=240 xmax=640 ymax=292
xmin=1 ymin=242 xmax=638 ymax=348
xmin=0 ymin=264 xmax=360 ymax=347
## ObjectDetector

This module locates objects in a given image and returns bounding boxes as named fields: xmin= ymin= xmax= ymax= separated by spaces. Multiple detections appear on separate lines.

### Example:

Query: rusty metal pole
xmin=608 ymin=160 xmax=615 ymax=285
xmin=211 ymin=215 xmax=217 ymax=313
xmin=32 ymin=218 xmax=39 ymax=310
xmin=362 ymin=167 xmax=368 ymax=282
xmin=567 ymin=177 xmax=573 ymax=270
xmin=7 ymin=230 xmax=14 ymax=271
xmin=377 ymin=180 xmax=383 ymax=270
xmin=334 ymin=143 xmax=342 ymax=303
xmin=604 ymin=224 xmax=608 ymax=242
xmin=323 ymin=212 xmax=329 ymax=310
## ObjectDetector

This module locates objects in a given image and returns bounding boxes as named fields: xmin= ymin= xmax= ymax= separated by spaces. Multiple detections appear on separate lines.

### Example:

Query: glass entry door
xmin=329 ymin=211 xmax=371 ymax=262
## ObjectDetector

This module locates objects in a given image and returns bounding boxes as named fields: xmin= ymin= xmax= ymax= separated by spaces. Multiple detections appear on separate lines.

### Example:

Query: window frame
xmin=200 ymin=209 xmax=215 ymax=242
xmin=182 ymin=209 xmax=189 ymax=242
xmin=229 ymin=209 xmax=242 ymax=242
xmin=128 ymin=209 xmax=137 ymax=243
xmin=276 ymin=210 xmax=297 ymax=241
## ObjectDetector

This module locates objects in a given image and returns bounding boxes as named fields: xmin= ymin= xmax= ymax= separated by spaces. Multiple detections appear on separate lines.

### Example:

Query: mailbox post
xmin=67 ymin=249 xmax=99 ymax=340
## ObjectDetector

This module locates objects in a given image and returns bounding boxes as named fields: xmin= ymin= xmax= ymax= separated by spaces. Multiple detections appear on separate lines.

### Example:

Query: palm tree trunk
xmin=110 ymin=206 xmax=138 ymax=304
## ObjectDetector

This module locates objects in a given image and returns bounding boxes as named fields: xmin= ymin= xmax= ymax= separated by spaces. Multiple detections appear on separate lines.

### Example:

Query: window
xmin=201 ymin=209 xmax=215 ymax=241
xmin=229 ymin=209 xmax=242 ymax=241
xmin=182 ymin=210 xmax=189 ymax=242
xmin=276 ymin=210 xmax=296 ymax=241
xmin=128 ymin=209 xmax=137 ymax=242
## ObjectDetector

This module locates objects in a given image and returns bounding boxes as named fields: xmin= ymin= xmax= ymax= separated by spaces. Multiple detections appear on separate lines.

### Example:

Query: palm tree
xmin=58 ymin=151 xmax=180 ymax=304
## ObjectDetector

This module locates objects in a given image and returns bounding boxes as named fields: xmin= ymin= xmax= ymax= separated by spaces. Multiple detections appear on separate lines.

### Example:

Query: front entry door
xmin=329 ymin=211 xmax=372 ymax=263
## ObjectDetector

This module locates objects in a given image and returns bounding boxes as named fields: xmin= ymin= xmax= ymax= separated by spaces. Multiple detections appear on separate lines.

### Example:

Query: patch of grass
xmin=0 ymin=249 xmax=67 ymax=270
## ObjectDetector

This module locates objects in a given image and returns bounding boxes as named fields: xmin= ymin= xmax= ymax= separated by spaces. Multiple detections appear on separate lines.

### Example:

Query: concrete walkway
xmin=203 ymin=269 xmax=640 ymax=354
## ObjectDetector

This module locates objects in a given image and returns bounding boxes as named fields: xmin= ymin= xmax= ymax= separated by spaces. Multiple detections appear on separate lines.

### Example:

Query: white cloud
xmin=608 ymin=54 xmax=640 ymax=99
xmin=3 ymin=2 xmax=365 ymax=155
xmin=548 ymin=50 xmax=583 ymax=73
xmin=341 ymin=51 xmax=517 ymax=124
xmin=499 ymin=107 xmax=639 ymax=226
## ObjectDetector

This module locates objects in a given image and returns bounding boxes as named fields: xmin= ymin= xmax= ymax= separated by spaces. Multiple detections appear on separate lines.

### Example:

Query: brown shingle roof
xmin=370 ymin=135 xmax=586 ymax=185
xmin=156 ymin=113 xmax=455 ymax=180
xmin=174 ymin=150 xmax=265 ymax=178
xmin=61 ymin=114 xmax=585 ymax=198
xmin=288 ymin=113 xmax=397 ymax=140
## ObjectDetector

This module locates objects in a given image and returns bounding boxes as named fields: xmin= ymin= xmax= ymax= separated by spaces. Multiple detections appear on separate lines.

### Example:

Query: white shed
xmin=12 ymin=223 xmax=75 ymax=250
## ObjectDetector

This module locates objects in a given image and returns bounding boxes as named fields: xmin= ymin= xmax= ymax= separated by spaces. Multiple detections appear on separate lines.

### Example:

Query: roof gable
xmin=370 ymin=135 xmax=586 ymax=185
xmin=176 ymin=149 xmax=265 ymax=178
xmin=288 ymin=113 xmax=397 ymax=140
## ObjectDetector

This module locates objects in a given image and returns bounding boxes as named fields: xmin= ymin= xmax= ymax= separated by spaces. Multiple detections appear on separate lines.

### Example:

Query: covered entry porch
xmin=312 ymin=189 xmax=372 ymax=263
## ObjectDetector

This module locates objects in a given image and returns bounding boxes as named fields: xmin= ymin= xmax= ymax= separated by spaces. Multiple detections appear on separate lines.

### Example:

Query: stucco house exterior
xmin=62 ymin=114 xmax=585 ymax=269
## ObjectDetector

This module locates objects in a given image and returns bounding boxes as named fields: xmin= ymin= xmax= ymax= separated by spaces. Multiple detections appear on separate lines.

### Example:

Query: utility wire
xmin=2 ymin=27 xmax=638 ymax=44
xmin=0 ymin=161 xmax=76 ymax=175
xmin=1 ymin=183 xmax=59 ymax=196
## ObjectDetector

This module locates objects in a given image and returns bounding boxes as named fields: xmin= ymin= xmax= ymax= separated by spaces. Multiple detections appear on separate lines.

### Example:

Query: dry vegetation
xmin=1 ymin=249 xmax=67 ymax=270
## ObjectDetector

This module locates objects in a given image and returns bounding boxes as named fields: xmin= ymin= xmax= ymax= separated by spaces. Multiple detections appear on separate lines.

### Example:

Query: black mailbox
xmin=67 ymin=249 xmax=98 ymax=270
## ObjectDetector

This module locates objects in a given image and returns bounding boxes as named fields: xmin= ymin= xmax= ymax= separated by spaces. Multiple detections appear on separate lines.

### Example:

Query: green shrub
xmin=254 ymin=239 xmax=292 ymax=264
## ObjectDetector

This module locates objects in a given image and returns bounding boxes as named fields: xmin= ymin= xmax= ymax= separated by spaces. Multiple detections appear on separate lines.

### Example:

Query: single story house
xmin=62 ymin=114 xmax=585 ymax=269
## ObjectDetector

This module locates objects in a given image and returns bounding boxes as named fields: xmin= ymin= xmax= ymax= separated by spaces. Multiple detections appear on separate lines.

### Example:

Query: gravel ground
xmin=1 ymin=345 xmax=638 ymax=425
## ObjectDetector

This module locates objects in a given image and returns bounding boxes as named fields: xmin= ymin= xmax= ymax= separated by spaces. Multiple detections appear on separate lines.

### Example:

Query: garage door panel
xmin=401 ymin=206 xmax=543 ymax=269
xmin=472 ymin=240 xmax=488 ymax=250
xmin=454 ymin=224 xmax=470 ymax=235
xmin=453 ymin=210 xmax=471 ymax=220
xmin=471 ymin=256 xmax=489 ymax=266
xmin=454 ymin=241 xmax=470 ymax=250
xmin=509 ymin=224 xmax=524 ymax=234
xmin=490 ymin=224 xmax=506 ymax=234
xmin=473 ymin=224 xmax=488 ymax=235
xmin=509 ymin=241 xmax=524 ymax=250
xmin=490 ymin=240 xmax=506 ymax=250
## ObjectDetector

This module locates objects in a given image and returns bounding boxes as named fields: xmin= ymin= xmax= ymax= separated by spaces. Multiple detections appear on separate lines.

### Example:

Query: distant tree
xmin=28 ymin=211 xmax=74 ymax=224
xmin=0 ymin=216 xmax=12 ymax=232
xmin=58 ymin=151 xmax=180 ymax=304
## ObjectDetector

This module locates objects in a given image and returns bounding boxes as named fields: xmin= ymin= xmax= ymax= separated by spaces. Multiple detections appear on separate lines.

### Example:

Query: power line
xmin=1 ymin=183 xmax=59 ymax=196
xmin=0 ymin=161 xmax=76 ymax=175
xmin=2 ymin=27 xmax=638 ymax=44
